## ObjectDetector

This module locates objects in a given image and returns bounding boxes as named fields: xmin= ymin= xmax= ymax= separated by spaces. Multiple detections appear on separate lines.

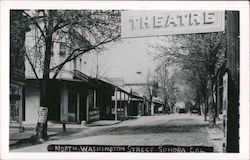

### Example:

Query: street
xmin=4 ymin=8 xmax=244 ymax=159
xmin=11 ymin=114 xmax=222 ymax=152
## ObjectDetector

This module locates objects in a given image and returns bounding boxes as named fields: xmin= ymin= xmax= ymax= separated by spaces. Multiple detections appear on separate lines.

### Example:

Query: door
xmin=79 ymin=94 xmax=87 ymax=122
xmin=68 ymin=92 xmax=77 ymax=122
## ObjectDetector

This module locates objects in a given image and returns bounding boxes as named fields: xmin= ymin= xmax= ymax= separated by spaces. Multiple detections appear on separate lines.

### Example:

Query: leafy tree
xmin=22 ymin=10 xmax=121 ymax=142
xmin=150 ymin=32 xmax=226 ymax=124
xmin=10 ymin=10 xmax=30 ymax=79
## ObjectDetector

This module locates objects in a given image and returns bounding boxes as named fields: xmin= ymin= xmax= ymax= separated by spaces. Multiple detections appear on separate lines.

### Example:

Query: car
xmin=190 ymin=108 xmax=199 ymax=114
xmin=178 ymin=108 xmax=186 ymax=114
xmin=176 ymin=102 xmax=186 ymax=114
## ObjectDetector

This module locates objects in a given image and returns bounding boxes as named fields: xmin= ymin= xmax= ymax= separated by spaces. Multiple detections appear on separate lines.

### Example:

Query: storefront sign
xmin=89 ymin=110 xmax=100 ymax=121
xmin=38 ymin=107 xmax=48 ymax=123
xmin=121 ymin=10 xmax=225 ymax=38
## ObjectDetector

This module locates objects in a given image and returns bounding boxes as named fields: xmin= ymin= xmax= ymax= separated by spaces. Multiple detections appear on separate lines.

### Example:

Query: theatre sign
xmin=121 ymin=10 xmax=225 ymax=38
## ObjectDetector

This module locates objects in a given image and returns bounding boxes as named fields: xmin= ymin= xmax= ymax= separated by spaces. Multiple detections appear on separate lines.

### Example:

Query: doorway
xmin=68 ymin=91 xmax=77 ymax=122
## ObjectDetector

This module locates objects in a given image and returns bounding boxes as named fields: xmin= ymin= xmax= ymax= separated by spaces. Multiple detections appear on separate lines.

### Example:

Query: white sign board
xmin=121 ymin=10 xmax=225 ymax=38
xmin=38 ymin=107 xmax=48 ymax=123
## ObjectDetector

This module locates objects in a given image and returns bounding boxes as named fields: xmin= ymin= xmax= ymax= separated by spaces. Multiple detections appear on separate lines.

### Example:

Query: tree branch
xmin=25 ymin=52 xmax=39 ymax=79
xmin=51 ymin=35 xmax=121 ymax=79
xmin=22 ymin=11 xmax=46 ymax=40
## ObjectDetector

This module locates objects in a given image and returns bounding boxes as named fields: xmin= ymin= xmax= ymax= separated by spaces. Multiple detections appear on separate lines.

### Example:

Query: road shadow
xmin=69 ymin=123 xmax=209 ymax=140
xmin=9 ymin=127 xmax=84 ymax=151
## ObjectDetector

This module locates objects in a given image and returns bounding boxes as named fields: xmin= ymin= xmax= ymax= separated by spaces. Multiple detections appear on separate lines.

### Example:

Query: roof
xmin=105 ymin=77 xmax=125 ymax=87
xmin=26 ymin=70 xmax=144 ymax=99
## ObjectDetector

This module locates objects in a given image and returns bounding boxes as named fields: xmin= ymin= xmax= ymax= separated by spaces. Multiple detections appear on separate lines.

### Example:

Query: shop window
xmin=10 ymin=84 xmax=22 ymax=123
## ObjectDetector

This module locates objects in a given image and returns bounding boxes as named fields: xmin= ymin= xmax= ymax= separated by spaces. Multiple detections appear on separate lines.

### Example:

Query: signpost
xmin=122 ymin=10 xmax=225 ymax=38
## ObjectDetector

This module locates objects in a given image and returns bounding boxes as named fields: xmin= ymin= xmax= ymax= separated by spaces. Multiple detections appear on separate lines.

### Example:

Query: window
xmin=73 ymin=58 xmax=76 ymax=70
xmin=59 ymin=43 xmax=67 ymax=56
xmin=10 ymin=84 xmax=22 ymax=123
xmin=79 ymin=59 xmax=82 ymax=71
xmin=37 ymin=44 xmax=43 ymax=54
xmin=51 ymin=42 xmax=54 ymax=56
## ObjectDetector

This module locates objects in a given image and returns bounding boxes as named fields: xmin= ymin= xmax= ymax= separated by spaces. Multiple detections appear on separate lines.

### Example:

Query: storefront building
xmin=24 ymin=71 xmax=115 ymax=124
xmin=10 ymin=10 xmax=30 ymax=132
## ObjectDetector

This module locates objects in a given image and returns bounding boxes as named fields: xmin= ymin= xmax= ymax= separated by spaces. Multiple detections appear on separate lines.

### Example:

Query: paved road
xmin=12 ymin=114 xmax=214 ymax=152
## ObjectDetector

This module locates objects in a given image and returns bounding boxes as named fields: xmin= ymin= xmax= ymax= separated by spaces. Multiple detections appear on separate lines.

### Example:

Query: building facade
xmin=24 ymin=71 xmax=115 ymax=124
xmin=10 ymin=10 xmax=30 ymax=132
xmin=23 ymin=17 xmax=114 ymax=124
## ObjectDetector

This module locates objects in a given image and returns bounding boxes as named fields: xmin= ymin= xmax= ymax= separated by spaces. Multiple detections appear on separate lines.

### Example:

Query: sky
xmin=98 ymin=36 xmax=160 ymax=83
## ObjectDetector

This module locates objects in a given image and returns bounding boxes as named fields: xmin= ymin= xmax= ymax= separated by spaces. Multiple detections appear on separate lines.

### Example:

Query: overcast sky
xmin=98 ymin=37 xmax=160 ymax=83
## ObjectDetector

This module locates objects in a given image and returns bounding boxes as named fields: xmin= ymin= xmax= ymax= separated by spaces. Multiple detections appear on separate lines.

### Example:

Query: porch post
xmin=128 ymin=94 xmax=131 ymax=116
xmin=86 ymin=90 xmax=90 ymax=124
xmin=94 ymin=90 xmax=97 ymax=108
xmin=115 ymin=87 xmax=118 ymax=121
xmin=120 ymin=91 xmax=122 ymax=120
xmin=124 ymin=93 xmax=126 ymax=118
xmin=76 ymin=93 xmax=80 ymax=123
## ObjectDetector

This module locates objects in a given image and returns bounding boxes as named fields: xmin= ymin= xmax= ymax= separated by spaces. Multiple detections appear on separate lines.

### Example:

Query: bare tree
xmin=22 ymin=10 xmax=121 ymax=142
xmin=150 ymin=32 xmax=226 ymax=125
xmin=155 ymin=64 xmax=179 ymax=113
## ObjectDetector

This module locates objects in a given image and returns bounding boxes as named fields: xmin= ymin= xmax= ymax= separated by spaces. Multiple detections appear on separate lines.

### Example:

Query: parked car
xmin=178 ymin=108 xmax=186 ymax=114
xmin=190 ymin=103 xmax=200 ymax=114
xmin=190 ymin=108 xmax=199 ymax=114
xmin=176 ymin=102 xmax=186 ymax=114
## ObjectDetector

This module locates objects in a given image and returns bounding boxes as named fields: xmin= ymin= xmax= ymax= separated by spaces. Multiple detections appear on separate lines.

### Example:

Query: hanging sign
xmin=121 ymin=10 xmax=225 ymax=38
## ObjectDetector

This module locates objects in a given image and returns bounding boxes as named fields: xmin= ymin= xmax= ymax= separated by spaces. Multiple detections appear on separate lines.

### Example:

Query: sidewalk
xmin=9 ymin=120 xmax=121 ymax=150
xmin=206 ymin=117 xmax=225 ymax=152
xmin=9 ymin=122 xmax=84 ymax=150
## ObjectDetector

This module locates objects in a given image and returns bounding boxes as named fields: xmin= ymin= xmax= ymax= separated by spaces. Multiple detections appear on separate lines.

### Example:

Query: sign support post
xmin=225 ymin=11 xmax=239 ymax=152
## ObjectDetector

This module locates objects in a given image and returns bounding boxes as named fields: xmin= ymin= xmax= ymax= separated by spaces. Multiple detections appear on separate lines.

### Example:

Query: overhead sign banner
xmin=121 ymin=10 xmax=225 ymax=38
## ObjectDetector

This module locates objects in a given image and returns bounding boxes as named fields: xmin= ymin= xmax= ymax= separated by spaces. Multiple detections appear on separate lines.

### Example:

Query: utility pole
xmin=225 ymin=11 xmax=239 ymax=153
xmin=115 ymin=87 xmax=118 ymax=121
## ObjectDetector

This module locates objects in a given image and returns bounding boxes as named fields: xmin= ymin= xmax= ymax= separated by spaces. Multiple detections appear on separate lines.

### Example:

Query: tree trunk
xmin=207 ymin=77 xmax=216 ymax=128
xmin=164 ymin=99 xmax=168 ymax=114
xmin=202 ymin=91 xmax=208 ymax=121
xmin=35 ymin=16 xmax=53 ymax=143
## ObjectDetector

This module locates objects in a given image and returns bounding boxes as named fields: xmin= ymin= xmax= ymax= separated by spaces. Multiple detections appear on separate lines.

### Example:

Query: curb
xmin=84 ymin=121 xmax=122 ymax=127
